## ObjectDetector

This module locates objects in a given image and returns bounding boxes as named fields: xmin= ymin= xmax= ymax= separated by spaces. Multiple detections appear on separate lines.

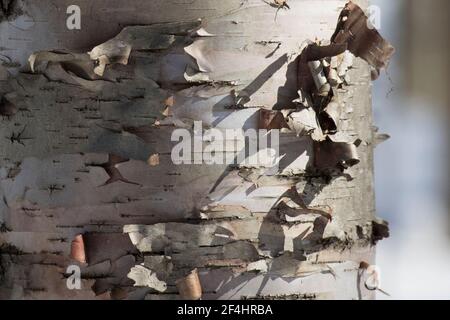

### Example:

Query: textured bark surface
xmin=0 ymin=0 xmax=384 ymax=300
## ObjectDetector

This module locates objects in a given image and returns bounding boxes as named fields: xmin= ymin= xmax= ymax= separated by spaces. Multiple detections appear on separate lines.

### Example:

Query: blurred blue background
xmin=372 ymin=0 xmax=450 ymax=299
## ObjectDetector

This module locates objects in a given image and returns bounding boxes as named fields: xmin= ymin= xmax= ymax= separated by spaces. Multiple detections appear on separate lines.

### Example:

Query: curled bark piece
xmin=318 ymin=95 xmax=343 ymax=134
xmin=70 ymin=234 xmax=86 ymax=264
xmin=331 ymin=1 xmax=395 ymax=79
xmin=89 ymin=40 xmax=131 ymax=68
xmin=28 ymin=51 xmax=74 ymax=73
xmin=297 ymin=41 xmax=347 ymax=106
xmin=285 ymin=108 xmax=321 ymax=137
xmin=364 ymin=264 xmax=381 ymax=290
xmin=89 ymin=39 xmax=131 ymax=76
xmin=327 ymin=50 xmax=354 ymax=86
xmin=297 ymin=41 xmax=354 ymax=136
xmin=327 ymin=68 xmax=342 ymax=87
xmin=89 ymin=20 xmax=201 ymax=75
xmin=176 ymin=269 xmax=202 ymax=300
xmin=93 ymin=55 xmax=110 ymax=77
xmin=308 ymin=60 xmax=330 ymax=97
xmin=314 ymin=138 xmax=359 ymax=170
xmin=371 ymin=218 xmax=389 ymax=244
xmin=28 ymin=51 xmax=101 ymax=80
xmin=359 ymin=262 xmax=390 ymax=296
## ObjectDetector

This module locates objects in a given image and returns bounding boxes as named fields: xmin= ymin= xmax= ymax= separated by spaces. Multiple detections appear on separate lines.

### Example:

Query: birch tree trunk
xmin=0 ymin=0 xmax=388 ymax=300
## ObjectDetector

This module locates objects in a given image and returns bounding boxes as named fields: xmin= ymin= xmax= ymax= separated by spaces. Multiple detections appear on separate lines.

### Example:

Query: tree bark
xmin=0 ymin=0 xmax=384 ymax=300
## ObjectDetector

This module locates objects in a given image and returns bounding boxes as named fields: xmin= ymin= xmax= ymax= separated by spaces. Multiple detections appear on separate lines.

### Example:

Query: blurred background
xmin=1 ymin=0 xmax=448 ymax=300
xmin=372 ymin=0 xmax=450 ymax=299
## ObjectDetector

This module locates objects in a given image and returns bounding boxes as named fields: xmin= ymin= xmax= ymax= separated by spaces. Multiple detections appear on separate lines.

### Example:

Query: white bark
xmin=0 ymin=0 xmax=383 ymax=300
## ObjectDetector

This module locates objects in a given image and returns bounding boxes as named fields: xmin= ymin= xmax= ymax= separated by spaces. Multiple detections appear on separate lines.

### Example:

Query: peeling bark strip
xmin=331 ymin=1 xmax=395 ymax=79
xmin=0 ymin=0 xmax=392 ymax=299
